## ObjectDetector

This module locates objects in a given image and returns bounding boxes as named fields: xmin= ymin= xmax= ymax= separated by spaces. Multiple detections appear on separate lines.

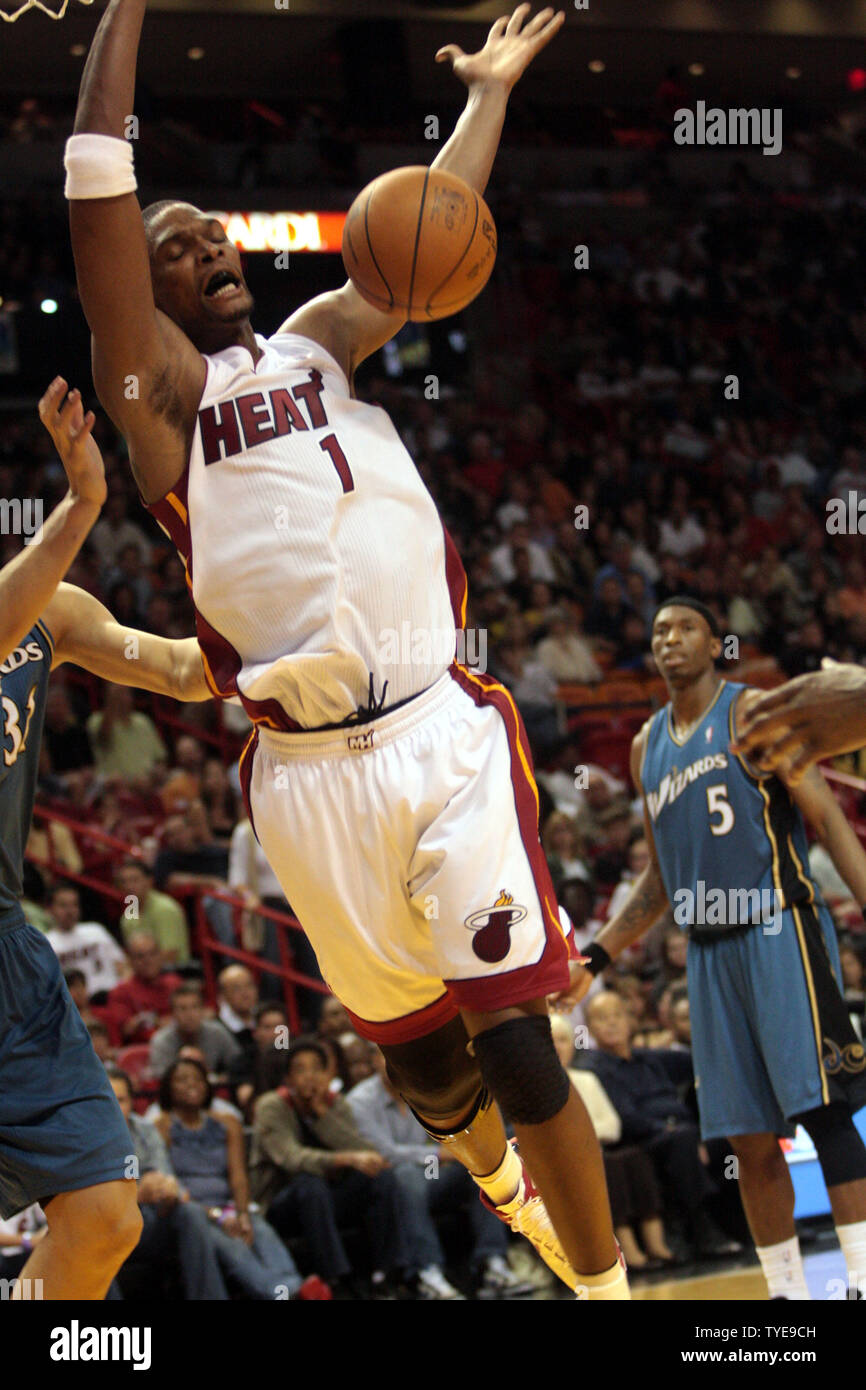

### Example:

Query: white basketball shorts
xmin=238 ymin=667 xmax=572 ymax=1043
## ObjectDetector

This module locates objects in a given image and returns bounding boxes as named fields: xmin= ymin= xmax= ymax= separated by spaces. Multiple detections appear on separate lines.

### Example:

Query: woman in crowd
xmin=155 ymin=1057 xmax=306 ymax=1299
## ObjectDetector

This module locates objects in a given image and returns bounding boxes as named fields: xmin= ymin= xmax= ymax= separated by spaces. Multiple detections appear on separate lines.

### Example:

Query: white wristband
xmin=64 ymin=133 xmax=137 ymax=200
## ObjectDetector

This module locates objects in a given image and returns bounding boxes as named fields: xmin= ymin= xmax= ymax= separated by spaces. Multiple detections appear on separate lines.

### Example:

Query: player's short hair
xmin=141 ymin=198 xmax=196 ymax=244
xmin=652 ymin=595 xmax=719 ymax=637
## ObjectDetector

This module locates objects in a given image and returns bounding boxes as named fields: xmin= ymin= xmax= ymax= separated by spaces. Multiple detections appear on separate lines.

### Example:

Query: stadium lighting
xmin=786 ymin=66 xmax=802 ymax=80
xmin=688 ymin=63 xmax=705 ymax=77
xmin=69 ymin=43 xmax=85 ymax=57
xmin=588 ymin=59 xmax=605 ymax=73
xmin=40 ymin=298 xmax=58 ymax=315
xmin=848 ymin=68 xmax=866 ymax=91
xmin=187 ymin=46 xmax=205 ymax=61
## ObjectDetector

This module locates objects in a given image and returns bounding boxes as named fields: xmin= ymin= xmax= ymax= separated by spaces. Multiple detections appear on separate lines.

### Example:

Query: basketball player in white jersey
xmin=66 ymin=2 xmax=628 ymax=1298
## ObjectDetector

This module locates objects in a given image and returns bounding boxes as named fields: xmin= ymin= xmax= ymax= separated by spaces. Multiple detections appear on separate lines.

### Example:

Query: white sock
xmin=575 ymin=1258 xmax=631 ymax=1301
xmin=472 ymin=1144 xmax=522 ymax=1208
xmin=756 ymin=1236 xmax=810 ymax=1300
xmin=836 ymin=1220 xmax=866 ymax=1297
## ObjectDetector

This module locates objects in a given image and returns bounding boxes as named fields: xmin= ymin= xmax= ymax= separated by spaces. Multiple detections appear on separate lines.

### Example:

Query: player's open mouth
xmin=204 ymin=269 xmax=242 ymax=300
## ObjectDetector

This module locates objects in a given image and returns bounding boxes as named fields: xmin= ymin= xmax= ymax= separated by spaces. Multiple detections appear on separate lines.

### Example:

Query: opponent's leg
xmin=13 ymin=1180 xmax=142 ymax=1300
xmin=728 ymin=1131 xmax=809 ymax=1300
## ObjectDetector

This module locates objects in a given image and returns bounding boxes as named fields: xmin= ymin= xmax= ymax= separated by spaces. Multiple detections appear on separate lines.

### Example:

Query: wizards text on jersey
xmin=644 ymin=750 xmax=728 ymax=823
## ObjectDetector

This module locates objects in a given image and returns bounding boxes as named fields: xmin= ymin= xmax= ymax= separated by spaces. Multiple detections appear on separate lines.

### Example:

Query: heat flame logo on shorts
xmin=464 ymin=890 xmax=527 ymax=964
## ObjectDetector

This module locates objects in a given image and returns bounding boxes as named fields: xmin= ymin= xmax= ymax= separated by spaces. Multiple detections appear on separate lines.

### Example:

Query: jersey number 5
xmin=706 ymin=783 xmax=735 ymax=836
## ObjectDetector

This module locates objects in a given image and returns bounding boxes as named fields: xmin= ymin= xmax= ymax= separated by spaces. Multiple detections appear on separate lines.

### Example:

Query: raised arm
xmin=0 ymin=379 xmax=104 ymax=664
xmin=69 ymin=0 xmax=204 ymax=499
xmin=284 ymin=5 xmax=565 ymax=385
xmin=36 ymin=378 xmax=209 ymax=703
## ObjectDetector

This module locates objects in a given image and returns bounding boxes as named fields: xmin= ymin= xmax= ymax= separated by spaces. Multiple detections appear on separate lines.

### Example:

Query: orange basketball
xmin=342 ymin=166 xmax=497 ymax=322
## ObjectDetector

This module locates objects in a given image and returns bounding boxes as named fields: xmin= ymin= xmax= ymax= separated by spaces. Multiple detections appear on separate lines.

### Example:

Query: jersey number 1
xmin=319 ymin=433 xmax=354 ymax=494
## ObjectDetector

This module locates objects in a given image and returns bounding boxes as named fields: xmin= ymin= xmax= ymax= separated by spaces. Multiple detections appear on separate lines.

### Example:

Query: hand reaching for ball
xmin=436 ymin=5 xmax=566 ymax=93
xmin=732 ymin=662 xmax=866 ymax=784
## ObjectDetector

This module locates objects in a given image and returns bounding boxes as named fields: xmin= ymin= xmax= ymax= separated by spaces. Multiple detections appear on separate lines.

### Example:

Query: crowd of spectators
xmin=3 ymin=118 xmax=866 ymax=1296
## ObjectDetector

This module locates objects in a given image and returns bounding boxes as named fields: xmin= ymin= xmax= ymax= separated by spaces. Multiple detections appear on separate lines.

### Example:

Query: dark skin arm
xmin=70 ymin=0 xmax=205 ymax=500
xmin=281 ymin=7 xmax=564 ymax=391
xmin=732 ymin=660 xmax=866 ymax=785
xmin=778 ymin=757 xmax=866 ymax=909
xmin=549 ymin=724 xmax=671 ymax=1010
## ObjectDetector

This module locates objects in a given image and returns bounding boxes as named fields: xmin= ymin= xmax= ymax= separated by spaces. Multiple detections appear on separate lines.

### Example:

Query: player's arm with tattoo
xmin=549 ymin=726 xmax=671 ymax=1010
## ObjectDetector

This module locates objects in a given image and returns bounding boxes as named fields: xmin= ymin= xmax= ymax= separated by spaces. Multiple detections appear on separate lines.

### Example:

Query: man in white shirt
xmin=535 ymin=608 xmax=602 ymax=685
xmin=217 ymin=964 xmax=258 ymax=1051
xmin=489 ymin=521 xmax=557 ymax=586
xmin=657 ymin=500 xmax=706 ymax=560
xmin=44 ymin=884 xmax=128 ymax=1000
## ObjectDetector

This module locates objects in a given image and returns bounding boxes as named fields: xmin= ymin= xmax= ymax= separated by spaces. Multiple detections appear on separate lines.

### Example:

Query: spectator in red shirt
xmin=106 ymin=933 xmax=183 ymax=1046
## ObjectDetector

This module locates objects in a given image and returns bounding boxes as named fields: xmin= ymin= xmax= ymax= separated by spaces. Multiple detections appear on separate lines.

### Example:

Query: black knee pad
xmin=381 ymin=1016 xmax=483 ymax=1126
xmin=472 ymin=1015 xmax=570 ymax=1126
xmin=793 ymin=1102 xmax=866 ymax=1188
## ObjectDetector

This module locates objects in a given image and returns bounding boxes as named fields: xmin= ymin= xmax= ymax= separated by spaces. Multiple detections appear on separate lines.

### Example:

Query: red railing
xmin=27 ymin=803 xmax=328 ymax=1032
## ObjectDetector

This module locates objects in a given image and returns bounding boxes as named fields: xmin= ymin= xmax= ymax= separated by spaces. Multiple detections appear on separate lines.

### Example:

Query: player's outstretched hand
xmin=731 ymin=661 xmax=866 ymax=784
xmin=38 ymin=376 xmax=106 ymax=510
xmin=436 ymin=5 xmax=566 ymax=93
xmin=548 ymin=957 xmax=594 ymax=1012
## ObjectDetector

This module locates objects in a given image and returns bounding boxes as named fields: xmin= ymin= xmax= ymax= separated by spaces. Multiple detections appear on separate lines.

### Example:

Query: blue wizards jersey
xmin=0 ymin=620 xmax=52 ymax=930
xmin=641 ymin=681 xmax=818 ymax=936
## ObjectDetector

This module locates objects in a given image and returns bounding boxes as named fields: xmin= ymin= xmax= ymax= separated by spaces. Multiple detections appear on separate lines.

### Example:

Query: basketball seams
xmin=406 ymin=167 xmax=431 ymax=317
xmin=342 ymin=166 xmax=497 ymax=320
xmin=362 ymin=191 xmax=394 ymax=309
xmin=423 ymin=188 xmax=481 ymax=318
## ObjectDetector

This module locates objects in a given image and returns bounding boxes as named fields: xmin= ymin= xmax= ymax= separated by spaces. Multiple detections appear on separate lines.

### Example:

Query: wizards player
xmin=555 ymin=598 xmax=866 ymax=1300
xmin=0 ymin=378 xmax=209 ymax=1298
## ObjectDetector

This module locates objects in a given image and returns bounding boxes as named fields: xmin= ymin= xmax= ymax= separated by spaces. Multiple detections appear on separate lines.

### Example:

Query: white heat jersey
xmin=148 ymin=332 xmax=466 ymax=730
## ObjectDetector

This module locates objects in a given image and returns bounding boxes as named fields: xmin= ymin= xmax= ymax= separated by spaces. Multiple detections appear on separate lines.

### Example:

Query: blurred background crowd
xmin=3 ymin=2 xmax=866 ymax=1298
